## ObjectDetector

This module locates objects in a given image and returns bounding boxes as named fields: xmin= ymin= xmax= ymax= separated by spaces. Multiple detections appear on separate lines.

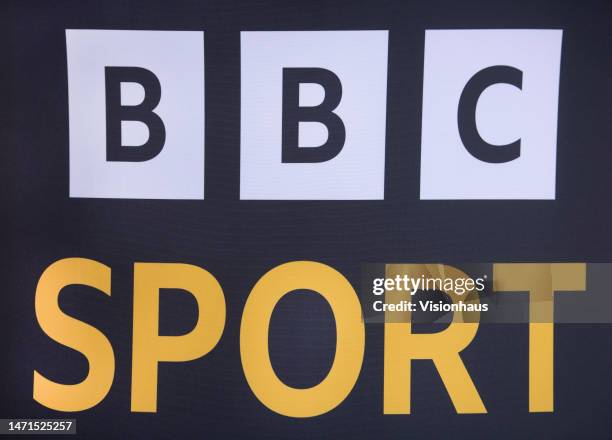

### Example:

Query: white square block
xmin=420 ymin=29 xmax=562 ymax=200
xmin=240 ymin=31 xmax=389 ymax=200
xmin=66 ymin=30 xmax=205 ymax=199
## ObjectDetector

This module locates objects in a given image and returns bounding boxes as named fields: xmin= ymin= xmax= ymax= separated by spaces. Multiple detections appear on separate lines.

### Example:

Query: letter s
xmin=33 ymin=258 xmax=114 ymax=411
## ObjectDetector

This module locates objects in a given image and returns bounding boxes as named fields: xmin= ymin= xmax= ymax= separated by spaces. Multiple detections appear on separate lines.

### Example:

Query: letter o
xmin=240 ymin=261 xmax=365 ymax=417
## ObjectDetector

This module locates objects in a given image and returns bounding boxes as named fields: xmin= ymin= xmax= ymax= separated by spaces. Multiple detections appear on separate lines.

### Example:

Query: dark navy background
xmin=1 ymin=0 xmax=612 ymax=438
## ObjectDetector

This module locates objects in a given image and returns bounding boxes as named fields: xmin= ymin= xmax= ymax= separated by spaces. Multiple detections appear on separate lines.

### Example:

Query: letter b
xmin=105 ymin=67 xmax=166 ymax=162
xmin=281 ymin=67 xmax=345 ymax=163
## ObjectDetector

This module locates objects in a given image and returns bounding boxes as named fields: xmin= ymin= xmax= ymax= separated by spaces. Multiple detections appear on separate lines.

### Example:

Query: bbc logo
xmin=66 ymin=29 xmax=562 ymax=200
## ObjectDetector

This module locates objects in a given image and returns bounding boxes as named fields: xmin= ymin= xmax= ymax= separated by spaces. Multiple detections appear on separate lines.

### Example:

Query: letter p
xmin=131 ymin=263 xmax=226 ymax=412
